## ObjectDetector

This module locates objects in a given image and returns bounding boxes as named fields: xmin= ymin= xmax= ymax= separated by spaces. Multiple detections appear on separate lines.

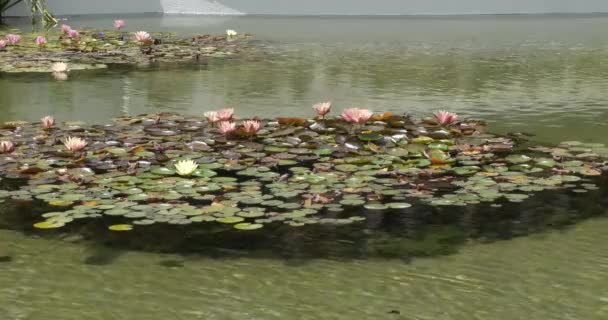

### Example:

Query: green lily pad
xmin=234 ymin=223 xmax=264 ymax=230
xmin=358 ymin=133 xmax=383 ymax=142
xmin=505 ymin=154 xmax=532 ymax=164
xmin=33 ymin=220 xmax=65 ymax=229
xmin=364 ymin=203 xmax=388 ymax=210
xmin=216 ymin=216 xmax=245 ymax=224
xmin=387 ymin=202 xmax=412 ymax=209
xmin=108 ymin=224 xmax=133 ymax=231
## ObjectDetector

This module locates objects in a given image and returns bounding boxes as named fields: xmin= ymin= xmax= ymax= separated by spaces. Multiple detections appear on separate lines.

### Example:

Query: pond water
xmin=1 ymin=14 xmax=608 ymax=319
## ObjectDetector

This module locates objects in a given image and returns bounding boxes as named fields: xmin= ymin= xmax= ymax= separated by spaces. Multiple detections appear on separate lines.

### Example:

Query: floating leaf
xmin=108 ymin=224 xmax=133 ymax=231
xmin=216 ymin=216 xmax=245 ymax=224
xmin=234 ymin=223 xmax=264 ymax=230
xmin=505 ymin=154 xmax=532 ymax=164
xmin=33 ymin=220 xmax=65 ymax=229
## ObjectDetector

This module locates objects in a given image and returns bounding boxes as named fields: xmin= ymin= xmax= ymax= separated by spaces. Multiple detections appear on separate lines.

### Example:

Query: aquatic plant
xmin=60 ymin=24 xmax=71 ymax=34
xmin=242 ymin=119 xmax=262 ymax=134
xmin=217 ymin=108 xmax=234 ymax=121
xmin=313 ymin=102 xmax=331 ymax=118
xmin=62 ymin=136 xmax=86 ymax=152
xmin=0 ymin=29 xmax=256 ymax=74
xmin=204 ymin=111 xmax=220 ymax=124
xmin=67 ymin=29 xmax=79 ymax=40
xmin=134 ymin=31 xmax=152 ymax=45
xmin=340 ymin=108 xmax=373 ymax=124
xmin=0 ymin=141 xmax=14 ymax=153
xmin=0 ymin=107 xmax=602 ymax=233
xmin=174 ymin=159 xmax=199 ymax=176
xmin=434 ymin=110 xmax=458 ymax=125
xmin=108 ymin=224 xmax=133 ymax=231
xmin=218 ymin=121 xmax=236 ymax=135
xmin=5 ymin=34 xmax=20 ymax=44
xmin=0 ymin=40 xmax=5 ymax=50
xmin=40 ymin=116 xmax=54 ymax=128
xmin=35 ymin=35 xmax=46 ymax=46
xmin=114 ymin=20 xmax=125 ymax=30
xmin=50 ymin=62 xmax=68 ymax=73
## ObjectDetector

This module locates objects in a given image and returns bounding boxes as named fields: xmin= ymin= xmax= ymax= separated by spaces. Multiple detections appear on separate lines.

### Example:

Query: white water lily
xmin=226 ymin=29 xmax=238 ymax=38
xmin=51 ymin=62 xmax=68 ymax=73
xmin=174 ymin=159 xmax=198 ymax=176
xmin=203 ymin=111 xmax=220 ymax=123
xmin=62 ymin=136 xmax=87 ymax=152
xmin=134 ymin=31 xmax=152 ymax=45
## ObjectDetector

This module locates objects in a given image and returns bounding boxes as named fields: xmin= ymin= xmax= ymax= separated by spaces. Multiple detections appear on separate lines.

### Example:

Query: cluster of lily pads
xmin=0 ymin=21 xmax=251 ymax=75
xmin=0 ymin=104 xmax=605 ymax=232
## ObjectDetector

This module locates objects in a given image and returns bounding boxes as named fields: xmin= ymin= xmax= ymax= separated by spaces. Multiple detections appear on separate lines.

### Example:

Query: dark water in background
xmin=1 ymin=15 xmax=608 ymax=320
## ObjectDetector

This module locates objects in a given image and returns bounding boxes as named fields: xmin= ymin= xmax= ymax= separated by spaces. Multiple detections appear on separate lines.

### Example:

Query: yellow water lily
xmin=174 ymin=159 xmax=198 ymax=176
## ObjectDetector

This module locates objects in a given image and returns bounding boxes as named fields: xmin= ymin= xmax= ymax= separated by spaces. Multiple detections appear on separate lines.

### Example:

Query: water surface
xmin=3 ymin=14 xmax=608 ymax=143
xmin=1 ymin=15 xmax=608 ymax=319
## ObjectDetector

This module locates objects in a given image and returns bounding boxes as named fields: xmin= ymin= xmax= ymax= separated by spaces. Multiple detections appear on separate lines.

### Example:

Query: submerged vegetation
xmin=0 ymin=22 xmax=254 ymax=75
xmin=0 ymin=105 xmax=606 ymax=233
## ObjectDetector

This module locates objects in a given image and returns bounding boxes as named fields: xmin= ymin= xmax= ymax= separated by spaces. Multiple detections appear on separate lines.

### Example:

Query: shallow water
xmin=2 ymin=14 xmax=608 ymax=319
xmin=2 ymin=211 xmax=608 ymax=319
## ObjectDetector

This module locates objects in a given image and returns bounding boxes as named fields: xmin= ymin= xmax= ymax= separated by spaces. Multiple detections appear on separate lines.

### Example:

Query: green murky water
xmin=1 ymin=14 xmax=608 ymax=319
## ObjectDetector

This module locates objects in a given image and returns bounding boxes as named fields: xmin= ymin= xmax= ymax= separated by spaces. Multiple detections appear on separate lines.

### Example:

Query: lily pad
xmin=108 ymin=224 xmax=134 ymax=231
xmin=234 ymin=223 xmax=264 ymax=230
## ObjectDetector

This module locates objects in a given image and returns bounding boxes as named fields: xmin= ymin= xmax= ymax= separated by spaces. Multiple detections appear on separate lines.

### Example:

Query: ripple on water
xmin=0 ymin=218 xmax=607 ymax=319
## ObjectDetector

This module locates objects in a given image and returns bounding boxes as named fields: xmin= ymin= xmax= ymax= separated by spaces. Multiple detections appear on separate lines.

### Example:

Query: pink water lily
xmin=6 ymin=34 xmax=21 ymax=45
xmin=218 ymin=121 xmax=236 ymax=135
xmin=217 ymin=108 xmax=234 ymax=121
xmin=0 ymin=141 xmax=14 ymax=153
xmin=433 ymin=110 xmax=459 ymax=125
xmin=35 ymin=36 xmax=47 ymax=46
xmin=134 ymin=31 xmax=152 ymax=45
xmin=0 ymin=40 xmax=6 ymax=50
xmin=67 ymin=29 xmax=79 ymax=40
xmin=313 ymin=102 xmax=331 ymax=118
xmin=340 ymin=108 xmax=374 ymax=124
xmin=204 ymin=111 xmax=220 ymax=123
xmin=41 ymin=116 xmax=55 ymax=128
xmin=114 ymin=20 xmax=125 ymax=29
xmin=61 ymin=24 xmax=72 ymax=34
xmin=242 ymin=120 xmax=262 ymax=134
xmin=63 ymin=136 xmax=87 ymax=152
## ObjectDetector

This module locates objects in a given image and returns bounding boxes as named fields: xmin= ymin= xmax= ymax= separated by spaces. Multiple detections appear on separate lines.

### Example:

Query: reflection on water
xmin=2 ymin=15 xmax=608 ymax=144
xmin=2 ymin=177 xmax=608 ymax=260
xmin=1 ymin=189 xmax=608 ymax=319
xmin=1 ymin=177 xmax=607 ymax=319
xmin=2 ymin=14 xmax=608 ymax=319
xmin=0 ymin=179 xmax=608 ymax=261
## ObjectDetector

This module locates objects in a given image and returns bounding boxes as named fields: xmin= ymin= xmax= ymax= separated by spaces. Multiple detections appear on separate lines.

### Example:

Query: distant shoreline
xmin=6 ymin=12 xmax=608 ymax=19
